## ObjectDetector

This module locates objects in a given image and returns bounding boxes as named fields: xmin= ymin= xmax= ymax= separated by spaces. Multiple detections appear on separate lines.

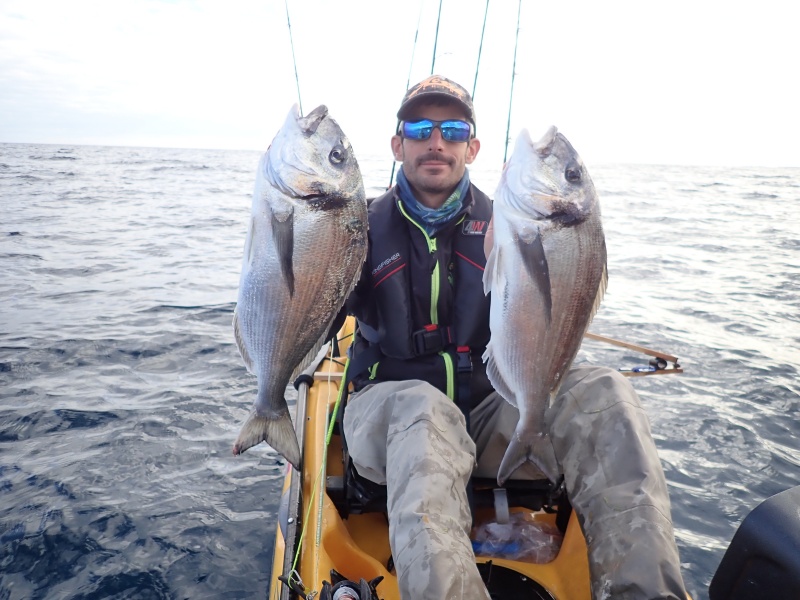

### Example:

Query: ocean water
xmin=1 ymin=142 xmax=798 ymax=600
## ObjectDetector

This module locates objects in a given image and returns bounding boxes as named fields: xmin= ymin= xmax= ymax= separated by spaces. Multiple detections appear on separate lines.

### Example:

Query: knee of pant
xmin=387 ymin=381 xmax=467 ymax=437
xmin=564 ymin=366 xmax=643 ymax=414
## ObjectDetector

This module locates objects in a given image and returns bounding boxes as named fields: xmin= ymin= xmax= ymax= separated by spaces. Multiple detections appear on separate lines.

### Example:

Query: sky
xmin=1 ymin=0 xmax=798 ymax=168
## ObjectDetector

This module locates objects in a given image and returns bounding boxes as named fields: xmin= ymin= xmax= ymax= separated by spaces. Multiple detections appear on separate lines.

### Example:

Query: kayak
xmin=267 ymin=317 xmax=800 ymax=600
xmin=267 ymin=317 xmax=592 ymax=600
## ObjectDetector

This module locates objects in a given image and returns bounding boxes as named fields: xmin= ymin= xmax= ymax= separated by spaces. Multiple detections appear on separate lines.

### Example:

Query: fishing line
xmin=284 ymin=0 xmax=303 ymax=115
xmin=472 ymin=0 xmax=490 ymax=100
xmin=503 ymin=0 xmax=522 ymax=164
xmin=404 ymin=0 xmax=425 ymax=93
xmin=389 ymin=0 xmax=426 ymax=189
xmin=430 ymin=0 xmax=444 ymax=74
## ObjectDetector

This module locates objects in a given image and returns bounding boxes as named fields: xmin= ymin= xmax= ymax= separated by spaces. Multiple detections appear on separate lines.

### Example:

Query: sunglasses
xmin=400 ymin=119 xmax=473 ymax=143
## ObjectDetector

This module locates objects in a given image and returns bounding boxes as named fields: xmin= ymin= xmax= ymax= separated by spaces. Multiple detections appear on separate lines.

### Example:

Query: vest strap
xmin=455 ymin=345 xmax=473 ymax=431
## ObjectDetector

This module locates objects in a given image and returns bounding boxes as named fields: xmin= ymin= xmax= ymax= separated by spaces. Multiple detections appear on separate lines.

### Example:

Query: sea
xmin=1 ymin=142 xmax=798 ymax=600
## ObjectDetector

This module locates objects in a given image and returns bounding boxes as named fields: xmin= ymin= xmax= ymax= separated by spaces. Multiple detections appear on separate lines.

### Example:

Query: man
xmin=340 ymin=75 xmax=688 ymax=600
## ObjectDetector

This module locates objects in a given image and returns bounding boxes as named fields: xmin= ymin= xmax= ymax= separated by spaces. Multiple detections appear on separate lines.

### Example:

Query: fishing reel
xmin=318 ymin=570 xmax=384 ymax=600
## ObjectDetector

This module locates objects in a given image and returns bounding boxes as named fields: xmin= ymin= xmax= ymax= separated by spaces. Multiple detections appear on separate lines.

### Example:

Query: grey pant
xmin=343 ymin=365 xmax=688 ymax=600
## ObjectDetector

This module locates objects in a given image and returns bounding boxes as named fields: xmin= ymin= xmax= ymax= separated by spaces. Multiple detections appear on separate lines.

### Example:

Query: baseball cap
xmin=396 ymin=75 xmax=476 ymax=127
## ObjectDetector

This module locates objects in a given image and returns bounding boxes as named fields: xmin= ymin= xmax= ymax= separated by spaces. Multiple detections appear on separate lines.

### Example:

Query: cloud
xmin=1 ymin=0 xmax=798 ymax=167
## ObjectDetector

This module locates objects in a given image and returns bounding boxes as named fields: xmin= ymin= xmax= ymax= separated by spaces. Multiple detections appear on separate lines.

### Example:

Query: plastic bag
xmin=471 ymin=512 xmax=563 ymax=563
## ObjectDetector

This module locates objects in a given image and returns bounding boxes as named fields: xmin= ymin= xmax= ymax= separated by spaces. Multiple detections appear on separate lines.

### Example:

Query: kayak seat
xmin=327 ymin=414 xmax=571 ymax=532
xmin=324 ymin=321 xmax=571 ymax=530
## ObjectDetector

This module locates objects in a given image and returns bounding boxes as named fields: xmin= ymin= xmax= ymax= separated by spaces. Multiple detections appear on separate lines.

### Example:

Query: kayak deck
xmin=268 ymin=321 xmax=591 ymax=600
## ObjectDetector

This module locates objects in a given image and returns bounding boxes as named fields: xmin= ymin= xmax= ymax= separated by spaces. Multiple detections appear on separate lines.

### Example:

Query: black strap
xmin=455 ymin=346 xmax=473 ymax=432
xmin=455 ymin=346 xmax=475 ymax=524
xmin=411 ymin=324 xmax=453 ymax=356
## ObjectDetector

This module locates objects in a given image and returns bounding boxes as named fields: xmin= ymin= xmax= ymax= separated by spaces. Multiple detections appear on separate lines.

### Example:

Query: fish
xmin=232 ymin=104 xmax=368 ymax=467
xmin=483 ymin=125 xmax=607 ymax=485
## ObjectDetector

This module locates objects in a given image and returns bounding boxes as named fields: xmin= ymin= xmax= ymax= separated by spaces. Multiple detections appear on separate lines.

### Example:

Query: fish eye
xmin=329 ymin=144 xmax=347 ymax=165
xmin=565 ymin=164 xmax=581 ymax=183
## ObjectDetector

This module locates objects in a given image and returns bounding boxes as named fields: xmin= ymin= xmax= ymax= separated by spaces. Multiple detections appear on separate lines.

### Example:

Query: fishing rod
xmin=284 ymin=0 xmax=303 ymax=115
xmin=584 ymin=332 xmax=684 ymax=377
xmin=472 ymin=0 xmax=490 ymax=100
xmin=389 ymin=0 xmax=491 ymax=188
xmin=503 ymin=0 xmax=522 ymax=164
xmin=430 ymin=0 xmax=444 ymax=74
xmin=389 ymin=0 xmax=426 ymax=189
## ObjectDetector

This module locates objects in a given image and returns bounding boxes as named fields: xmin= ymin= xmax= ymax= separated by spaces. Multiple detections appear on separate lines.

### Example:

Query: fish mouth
xmin=547 ymin=210 xmax=581 ymax=225
xmin=304 ymin=193 xmax=349 ymax=211
xmin=527 ymin=194 xmax=584 ymax=225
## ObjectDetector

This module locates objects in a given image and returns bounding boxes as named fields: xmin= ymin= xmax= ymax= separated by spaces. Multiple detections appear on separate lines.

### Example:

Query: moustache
xmin=416 ymin=152 xmax=454 ymax=167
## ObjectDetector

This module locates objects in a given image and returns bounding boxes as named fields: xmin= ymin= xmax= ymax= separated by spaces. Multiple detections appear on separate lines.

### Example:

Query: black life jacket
xmin=348 ymin=183 xmax=494 ymax=410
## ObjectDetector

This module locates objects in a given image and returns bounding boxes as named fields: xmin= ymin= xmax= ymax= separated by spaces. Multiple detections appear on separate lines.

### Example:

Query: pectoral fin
xmin=271 ymin=207 xmax=295 ymax=296
xmin=517 ymin=229 xmax=552 ymax=323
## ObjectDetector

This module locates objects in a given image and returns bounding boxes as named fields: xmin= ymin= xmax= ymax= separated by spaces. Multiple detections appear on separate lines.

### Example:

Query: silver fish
xmin=232 ymin=104 xmax=368 ymax=467
xmin=483 ymin=126 xmax=607 ymax=485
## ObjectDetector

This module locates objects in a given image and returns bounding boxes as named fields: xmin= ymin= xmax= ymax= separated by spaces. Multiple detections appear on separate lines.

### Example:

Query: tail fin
xmin=497 ymin=429 xmax=558 ymax=486
xmin=233 ymin=410 xmax=301 ymax=468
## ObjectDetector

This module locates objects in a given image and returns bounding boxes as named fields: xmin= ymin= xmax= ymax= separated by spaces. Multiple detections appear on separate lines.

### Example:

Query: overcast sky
xmin=1 ymin=0 xmax=798 ymax=168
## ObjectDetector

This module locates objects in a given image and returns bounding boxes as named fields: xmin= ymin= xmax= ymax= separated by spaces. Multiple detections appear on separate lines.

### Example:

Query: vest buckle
xmin=411 ymin=324 xmax=452 ymax=356
xmin=456 ymin=346 xmax=473 ymax=374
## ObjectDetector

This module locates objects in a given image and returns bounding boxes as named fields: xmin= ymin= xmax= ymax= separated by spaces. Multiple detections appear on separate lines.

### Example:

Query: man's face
xmin=391 ymin=101 xmax=481 ymax=208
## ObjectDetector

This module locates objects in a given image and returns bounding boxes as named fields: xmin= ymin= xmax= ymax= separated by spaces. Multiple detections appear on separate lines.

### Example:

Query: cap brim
xmin=397 ymin=93 xmax=475 ymax=124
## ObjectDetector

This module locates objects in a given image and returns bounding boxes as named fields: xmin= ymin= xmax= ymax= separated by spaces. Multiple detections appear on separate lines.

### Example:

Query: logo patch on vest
xmin=372 ymin=252 xmax=402 ymax=277
xmin=462 ymin=220 xmax=488 ymax=236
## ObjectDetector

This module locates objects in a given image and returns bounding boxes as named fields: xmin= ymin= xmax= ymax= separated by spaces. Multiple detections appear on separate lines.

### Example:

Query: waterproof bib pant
xmin=344 ymin=379 xmax=487 ymax=600
xmin=343 ymin=365 xmax=688 ymax=600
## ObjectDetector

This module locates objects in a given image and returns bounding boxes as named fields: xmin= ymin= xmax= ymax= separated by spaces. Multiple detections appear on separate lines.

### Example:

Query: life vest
xmin=348 ymin=183 xmax=494 ymax=410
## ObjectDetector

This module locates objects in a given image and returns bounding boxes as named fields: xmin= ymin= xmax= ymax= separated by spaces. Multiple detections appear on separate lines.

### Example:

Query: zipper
xmin=398 ymin=200 xmax=456 ymax=400
xmin=398 ymin=202 xmax=440 ymax=324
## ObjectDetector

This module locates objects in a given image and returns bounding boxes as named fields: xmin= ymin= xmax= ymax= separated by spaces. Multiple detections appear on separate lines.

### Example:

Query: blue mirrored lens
xmin=403 ymin=120 xmax=433 ymax=140
xmin=440 ymin=121 xmax=472 ymax=142
xmin=402 ymin=119 xmax=471 ymax=142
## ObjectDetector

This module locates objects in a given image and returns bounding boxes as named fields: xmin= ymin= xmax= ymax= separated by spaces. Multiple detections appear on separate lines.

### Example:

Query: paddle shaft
xmin=584 ymin=332 xmax=680 ymax=364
